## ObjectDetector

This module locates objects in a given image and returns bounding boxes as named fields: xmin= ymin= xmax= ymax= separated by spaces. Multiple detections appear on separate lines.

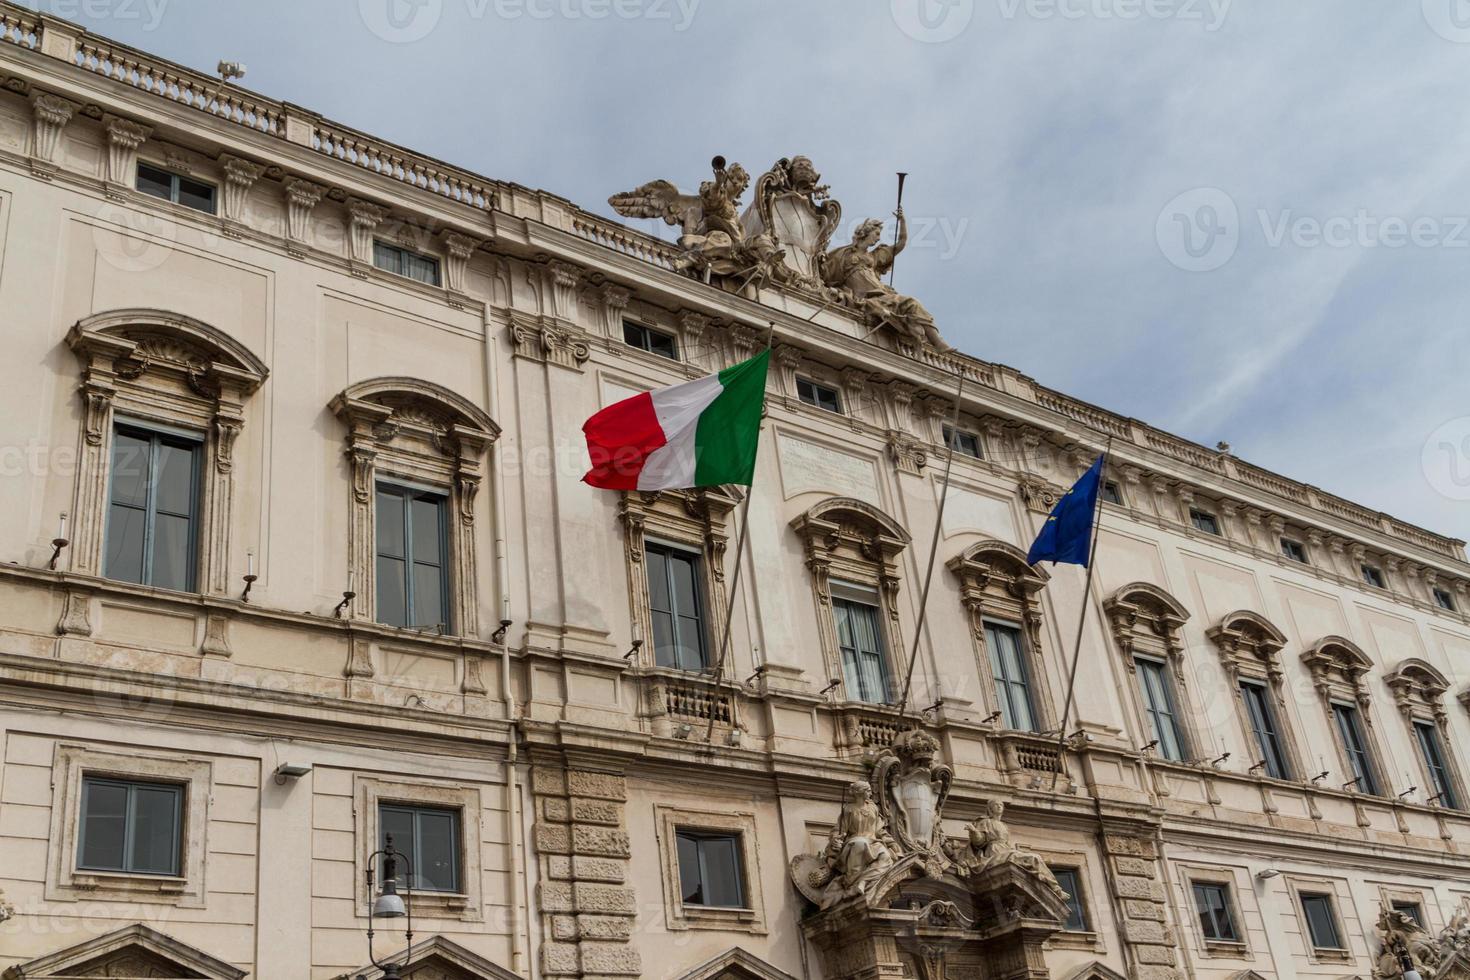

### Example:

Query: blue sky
xmin=31 ymin=0 xmax=1470 ymax=547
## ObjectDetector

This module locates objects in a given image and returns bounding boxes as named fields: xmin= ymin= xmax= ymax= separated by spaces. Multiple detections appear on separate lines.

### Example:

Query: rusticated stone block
xmin=542 ymin=943 xmax=580 ymax=975
xmin=551 ymin=914 xmax=579 ymax=940
xmin=573 ymin=856 xmax=626 ymax=883
xmin=1114 ymin=856 xmax=1157 ymax=877
xmin=567 ymin=770 xmax=627 ymax=801
xmin=573 ymin=825 xmax=632 ymax=857
xmin=580 ymin=942 xmax=642 ymax=975
xmin=578 ymin=914 xmax=634 ymax=940
xmin=546 ymin=856 xmax=574 ymax=880
xmin=1113 ymin=876 xmax=1166 ymax=902
xmin=539 ymin=882 xmax=575 ymax=913
xmin=1103 ymin=834 xmax=1157 ymax=858
xmin=541 ymin=798 xmax=571 ymax=822
xmin=1137 ymin=967 xmax=1180 ymax=980
xmin=536 ymin=825 xmax=571 ymax=854
xmin=573 ymin=883 xmax=638 ymax=915
xmin=533 ymin=768 xmax=568 ymax=796
xmin=571 ymin=799 xmax=623 ymax=825
xmin=1125 ymin=919 xmax=1172 ymax=944
xmin=1125 ymin=899 xmax=1166 ymax=921
xmin=1136 ymin=943 xmax=1177 ymax=966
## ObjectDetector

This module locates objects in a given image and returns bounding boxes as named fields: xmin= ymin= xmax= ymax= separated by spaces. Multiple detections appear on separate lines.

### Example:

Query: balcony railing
xmin=0 ymin=5 xmax=38 ymax=49
xmin=313 ymin=123 xmax=495 ymax=212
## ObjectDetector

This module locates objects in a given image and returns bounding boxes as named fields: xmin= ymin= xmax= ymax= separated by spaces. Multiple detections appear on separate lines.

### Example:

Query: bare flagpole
xmin=898 ymin=362 xmax=965 ymax=720
xmin=704 ymin=325 xmax=777 ymax=745
xmin=1050 ymin=436 xmax=1113 ymax=788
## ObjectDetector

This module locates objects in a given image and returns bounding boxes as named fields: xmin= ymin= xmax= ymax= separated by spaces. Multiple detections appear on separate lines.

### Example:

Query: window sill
xmin=674 ymin=903 xmax=765 ymax=934
xmin=1310 ymin=947 xmax=1352 ymax=964
xmin=1046 ymin=930 xmax=1103 ymax=951
xmin=1202 ymin=940 xmax=1250 ymax=959
xmin=72 ymin=870 xmax=187 ymax=892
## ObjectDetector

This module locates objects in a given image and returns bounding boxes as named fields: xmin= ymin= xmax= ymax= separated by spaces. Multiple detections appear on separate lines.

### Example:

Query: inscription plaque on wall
xmin=941 ymin=487 xmax=1016 ymax=539
xmin=777 ymin=434 xmax=881 ymax=505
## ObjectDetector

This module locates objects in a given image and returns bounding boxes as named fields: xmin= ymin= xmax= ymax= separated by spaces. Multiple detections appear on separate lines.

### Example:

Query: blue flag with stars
xmin=1027 ymin=455 xmax=1105 ymax=567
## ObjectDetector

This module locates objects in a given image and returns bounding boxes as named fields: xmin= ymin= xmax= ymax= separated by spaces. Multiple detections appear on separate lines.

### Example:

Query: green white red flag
xmin=582 ymin=350 xmax=769 ymax=491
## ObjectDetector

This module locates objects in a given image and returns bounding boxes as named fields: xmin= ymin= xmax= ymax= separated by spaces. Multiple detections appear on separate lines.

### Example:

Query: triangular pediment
xmin=1060 ymin=960 xmax=1129 ymax=980
xmin=1229 ymin=971 xmax=1271 ymax=980
xmin=1 ymin=924 xmax=244 ymax=979
xmin=343 ymin=936 xmax=517 ymax=980
xmin=675 ymin=947 xmax=801 ymax=980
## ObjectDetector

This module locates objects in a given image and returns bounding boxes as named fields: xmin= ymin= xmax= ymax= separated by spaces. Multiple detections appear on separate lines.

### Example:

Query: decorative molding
xmin=28 ymin=90 xmax=78 ymax=173
xmin=101 ymin=112 xmax=151 ymax=191
xmin=219 ymin=154 xmax=266 ymax=230
xmin=440 ymin=230 xmax=479 ymax=295
xmin=507 ymin=310 xmax=591 ymax=371
xmin=347 ymin=198 xmax=389 ymax=270
xmin=1 ymin=923 xmax=245 ymax=980
xmin=284 ymin=177 xmax=327 ymax=246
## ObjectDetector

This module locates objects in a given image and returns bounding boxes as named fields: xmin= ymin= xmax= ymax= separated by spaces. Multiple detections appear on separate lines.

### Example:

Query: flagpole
xmin=703 ymin=325 xmax=776 ymax=745
xmin=1050 ymin=436 xmax=1113 ymax=789
xmin=898 ymin=361 xmax=965 ymax=720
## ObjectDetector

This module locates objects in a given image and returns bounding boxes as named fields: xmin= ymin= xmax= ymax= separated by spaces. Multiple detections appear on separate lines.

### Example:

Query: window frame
xmin=355 ymin=775 xmax=485 ymax=922
xmin=1299 ymin=891 xmax=1346 ymax=952
xmin=832 ymin=582 xmax=893 ymax=705
xmin=104 ymin=421 xmax=204 ymax=593
xmin=644 ymin=539 xmax=710 ymax=671
xmin=796 ymin=376 xmax=843 ymax=414
xmin=1361 ymin=564 xmax=1386 ymax=589
xmin=1051 ymin=866 xmax=1091 ymax=933
xmin=1280 ymin=538 xmax=1309 ymax=564
xmin=1190 ymin=509 xmax=1221 ymax=536
xmin=942 ymin=424 xmax=983 ymax=460
xmin=377 ymin=801 xmax=463 ymax=894
xmin=1102 ymin=480 xmax=1124 ymax=506
xmin=1135 ymin=655 xmax=1188 ymax=761
xmin=984 ymin=619 xmax=1039 ymax=733
xmin=1433 ymin=587 xmax=1457 ymax=612
xmin=373 ymin=480 xmax=452 ymax=632
xmin=77 ymin=775 xmax=185 ymax=878
xmin=135 ymin=160 xmax=218 ymax=215
xmin=1414 ymin=719 xmax=1459 ymax=809
xmin=1239 ymin=679 xmax=1292 ymax=780
xmin=622 ymin=319 xmax=680 ymax=360
xmin=675 ymin=828 xmax=747 ymax=910
xmin=655 ymin=804 xmax=767 ymax=934
xmin=372 ymin=239 xmax=443 ymax=286
xmin=1332 ymin=700 xmax=1380 ymax=795
xmin=1191 ymin=880 xmax=1242 ymax=944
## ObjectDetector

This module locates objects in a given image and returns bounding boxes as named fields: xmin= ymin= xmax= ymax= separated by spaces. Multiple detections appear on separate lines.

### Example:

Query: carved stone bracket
xmin=508 ymin=310 xmax=591 ymax=372
xmin=219 ymin=155 xmax=266 ymax=232
xmin=284 ymin=178 xmax=327 ymax=247
xmin=439 ymin=230 xmax=479 ymax=295
xmin=29 ymin=90 xmax=78 ymax=173
xmin=347 ymin=199 xmax=389 ymax=271
xmin=102 ymin=113 xmax=152 ymax=192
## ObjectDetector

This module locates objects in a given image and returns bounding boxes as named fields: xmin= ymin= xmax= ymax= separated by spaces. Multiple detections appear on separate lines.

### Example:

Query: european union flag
xmin=1027 ymin=455 xmax=1105 ymax=567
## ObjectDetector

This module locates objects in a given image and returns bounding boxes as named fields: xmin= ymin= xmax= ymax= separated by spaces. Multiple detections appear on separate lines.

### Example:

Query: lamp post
xmin=1394 ymin=936 xmax=1424 ymax=980
xmin=365 ymin=834 xmax=414 ymax=979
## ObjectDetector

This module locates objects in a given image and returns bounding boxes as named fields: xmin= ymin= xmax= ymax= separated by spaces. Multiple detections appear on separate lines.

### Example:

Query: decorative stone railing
xmin=313 ymin=123 xmax=495 ymax=212
xmin=1035 ymin=390 xmax=1131 ymax=437
xmin=661 ymin=677 xmax=734 ymax=727
xmin=992 ymin=732 xmax=1065 ymax=776
xmin=0 ymin=4 xmax=38 ymax=48
xmin=1234 ymin=460 xmax=1312 ymax=505
xmin=571 ymin=214 xmax=680 ymax=271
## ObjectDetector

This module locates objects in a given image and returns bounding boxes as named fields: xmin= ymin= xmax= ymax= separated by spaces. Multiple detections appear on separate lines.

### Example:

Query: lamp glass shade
xmin=372 ymin=879 xmax=407 ymax=919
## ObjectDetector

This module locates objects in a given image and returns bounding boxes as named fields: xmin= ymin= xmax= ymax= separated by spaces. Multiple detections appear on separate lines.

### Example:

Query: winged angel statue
xmin=609 ymin=156 xmax=789 ymax=286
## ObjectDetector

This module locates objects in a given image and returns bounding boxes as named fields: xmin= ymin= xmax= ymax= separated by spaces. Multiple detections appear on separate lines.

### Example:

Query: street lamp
xmin=1394 ymin=936 xmax=1424 ymax=980
xmin=365 ymin=835 xmax=414 ymax=979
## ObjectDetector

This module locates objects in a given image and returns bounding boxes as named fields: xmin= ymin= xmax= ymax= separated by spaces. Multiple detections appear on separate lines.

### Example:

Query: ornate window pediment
xmin=1301 ymin=636 xmax=1374 ymax=702
xmin=65 ymin=309 xmax=269 ymax=594
xmin=1301 ymin=636 xmax=1389 ymax=796
xmin=1 ymin=923 xmax=244 ymax=979
xmin=1060 ymin=962 xmax=1130 ymax=980
xmin=1207 ymin=610 xmax=1302 ymax=779
xmin=1103 ymin=582 xmax=1190 ymax=657
xmin=330 ymin=378 xmax=499 ymax=636
xmin=1206 ymin=610 xmax=1288 ymax=679
xmin=1384 ymin=658 xmax=1450 ymax=721
xmin=673 ymin=948 xmax=801 ymax=980
xmin=1104 ymin=583 xmax=1198 ymax=760
xmin=345 ymin=935 xmax=520 ymax=980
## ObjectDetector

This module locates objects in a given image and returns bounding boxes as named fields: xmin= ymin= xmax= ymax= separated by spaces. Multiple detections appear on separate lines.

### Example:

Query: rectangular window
xmin=1281 ymin=538 xmax=1309 ymax=564
xmin=379 ymin=803 xmax=461 ymax=893
xmin=1361 ymin=564 xmax=1386 ymax=589
xmin=796 ymin=377 xmax=842 ymax=414
xmin=645 ymin=542 xmax=708 ymax=671
xmin=1192 ymin=881 xmax=1240 ymax=942
xmin=1190 ymin=509 xmax=1221 ymax=536
xmin=105 ymin=424 xmax=202 ymax=592
xmin=942 ymin=425 xmax=983 ymax=460
xmin=1393 ymin=901 xmax=1426 ymax=928
xmin=1301 ymin=892 xmax=1344 ymax=950
xmin=622 ymin=320 xmax=679 ymax=360
xmin=1102 ymin=481 xmax=1124 ymax=506
xmin=675 ymin=830 xmax=746 ymax=908
xmin=832 ymin=583 xmax=891 ymax=704
xmin=77 ymin=776 xmax=183 ymax=876
xmin=1415 ymin=720 xmax=1459 ymax=809
xmin=985 ymin=621 xmax=1038 ymax=732
xmin=1052 ymin=867 xmax=1090 ymax=931
xmin=1136 ymin=657 xmax=1186 ymax=761
xmin=1240 ymin=681 xmax=1291 ymax=779
xmin=135 ymin=161 xmax=217 ymax=214
xmin=1332 ymin=702 xmax=1379 ymax=795
xmin=375 ymin=483 xmax=449 ymax=630
xmin=1434 ymin=588 xmax=1457 ymax=612
xmin=373 ymin=240 xmax=442 ymax=286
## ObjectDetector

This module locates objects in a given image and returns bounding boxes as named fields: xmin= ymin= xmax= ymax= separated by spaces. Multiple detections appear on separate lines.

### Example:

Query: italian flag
xmin=583 ymin=350 xmax=769 ymax=491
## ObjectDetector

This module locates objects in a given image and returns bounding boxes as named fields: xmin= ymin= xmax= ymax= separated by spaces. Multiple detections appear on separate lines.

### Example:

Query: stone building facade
xmin=0 ymin=5 xmax=1468 ymax=979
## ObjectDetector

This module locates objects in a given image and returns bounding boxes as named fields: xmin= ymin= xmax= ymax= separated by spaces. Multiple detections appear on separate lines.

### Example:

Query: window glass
xmin=1434 ymin=589 xmax=1456 ymax=611
xmin=645 ymin=543 xmax=707 ymax=670
xmin=379 ymin=803 xmax=461 ymax=893
xmin=1193 ymin=882 xmax=1239 ymax=941
xmin=373 ymin=241 xmax=441 ymax=286
xmin=1361 ymin=565 xmax=1385 ymax=588
xmin=1052 ymin=867 xmax=1089 ymax=931
xmin=135 ymin=162 xmax=173 ymax=201
xmin=676 ymin=830 xmax=745 ymax=908
xmin=1281 ymin=539 xmax=1308 ymax=563
xmin=796 ymin=377 xmax=842 ymax=414
xmin=985 ymin=621 xmax=1036 ymax=732
xmin=78 ymin=779 xmax=129 ymax=871
xmin=375 ymin=484 xmax=448 ymax=629
xmin=176 ymin=175 xmax=217 ymax=214
xmin=1191 ymin=510 xmax=1220 ymax=535
xmin=623 ymin=321 xmax=679 ymax=359
xmin=1415 ymin=721 xmax=1458 ymax=809
xmin=1302 ymin=893 xmax=1343 ymax=949
xmin=78 ymin=777 xmax=181 ymax=876
xmin=1333 ymin=702 xmax=1378 ymax=794
xmin=943 ymin=425 xmax=983 ymax=459
xmin=105 ymin=425 xmax=201 ymax=591
xmin=1102 ymin=481 xmax=1124 ymax=506
xmin=1240 ymin=681 xmax=1290 ymax=779
xmin=834 ymin=591 xmax=890 ymax=704
xmin=1393 ymin=901 xmax=1425 ymax=928
xmin=1136 ymin=657 xmax=1185 ymax=760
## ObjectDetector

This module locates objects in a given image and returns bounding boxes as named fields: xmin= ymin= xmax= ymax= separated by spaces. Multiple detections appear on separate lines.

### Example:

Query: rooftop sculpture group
xmin=610 ymin=155 xmax=952 ymax=352
xmin=1375 ymin=905 xmax=1470 ymax=980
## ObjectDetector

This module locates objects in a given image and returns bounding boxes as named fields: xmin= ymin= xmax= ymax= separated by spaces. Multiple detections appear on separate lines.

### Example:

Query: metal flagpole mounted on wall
xmin=1050 ymin=435 xmax=1113 ymax=788
xmin=703 ymin=324 xmax=777 ymax=745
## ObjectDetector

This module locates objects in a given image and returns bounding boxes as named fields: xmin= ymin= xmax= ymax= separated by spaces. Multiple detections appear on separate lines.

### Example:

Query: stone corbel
xmin=284 ymin=178 xmax=327 ymax=248
xmin=726 ymin=323 xmax=762 ymax=364
xmin=56 ymin=589 xmax=94 ymax=637
xmin=600 ymin=284 xmax=632 ymax=337
xmin=439 ymin=230 xmax=479 ymax=295
xmin=347 ymin=199 xmax=389 ymax=272
xmin=219 ymin=155 xmax=266 ymax=233
xmin=886 ymin=431 xmax=927 ymax=476
xmin=773 ymin=344 xmax=803 ymax=395
xmin=886 ymin=381 xmax=917 ymax=433
xmin=102 ymin=113 xmax=151 ymax=193
xmin=545 ymin=259 xmax=584 ymax=323
xmin=678 ymin=311 xmax=710 ymax=365
xmin=508 ymin=311 xmax=591 ymax=371
xmin=29 ymin=90 xmax=79 ymax=174
xmin=200 ymin=611 xmax=232 ymax=658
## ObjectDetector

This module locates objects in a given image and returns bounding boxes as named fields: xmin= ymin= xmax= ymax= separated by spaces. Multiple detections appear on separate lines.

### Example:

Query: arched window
xmin=1301 ymin=637 xmax=1388 ymax=797
xmin=66 ymin=309 xmax=268 ymax=595
xmin=1104 ymin=583 xmax=1197 ymax=762
xmin=330 ymin=378 xmax=499 ymax=637
xmin=947 ymin=539 xmax=1054 ymax=733
xmin=790 ymin=498 xmax=910 ymax=706
xmin=1384 ymin=659 xmax=1466 ymax=810
xmin=1206 ymin=610 xmax=1301 ymax=780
